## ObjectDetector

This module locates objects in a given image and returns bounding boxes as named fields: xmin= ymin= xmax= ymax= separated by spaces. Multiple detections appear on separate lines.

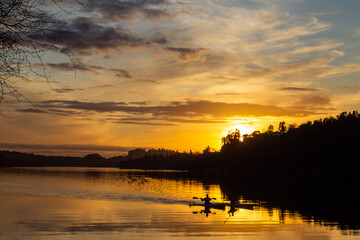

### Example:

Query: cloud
xmin=92 ymin=66 xmax=132 ymax=78
xmin=279 ymin=87 xmax=319 ymax=92
xmin=108 ymin=116 xmax=228 ymax=125
xmin=47 ymin=109 xmax=80 ymax=116
xmin=35 ymin=100 xmax=314 ymax=117
xmin=52 ymin=88 xmax=85 ymax=93
xmin=128 ymin=101 xmax=148 ymax=105
xmin=110 ymin=121 xmax=175 ymax=126
xmin=34 ymin=17 xmax=166 ymax=54
xmin=0 ymin=143 xmax=133 ymax=152
xmin=88 ymin=85 xmax=115 ymax=89
xmin=216 ymin=92 xmax=242 ymax=96
xmin=16 ymin=108 xmax=48 ymax=114
xmin=165 ymin=47 xmax=209 ymax=62
xmin=46 ymin=62 xmax=131 ymax=78
xmin=230 ymin=52 xmax=360 ymax=81
xmin=38 ymin=100 xmax=127 ymax=112
xmin=142 ymin=8 xmax=173 ymax=20
xmin=337 ymin=85 xmax=359 ymax=90
xmin=83 ymin=0 xmax=174 ymax=21
xmin=297 ymin=95 xmax=331 ymax=107
xmin=136 ymin=79 xmax=159 ymax=84
xmin=306 ymin=12 xmax=337 ymax=16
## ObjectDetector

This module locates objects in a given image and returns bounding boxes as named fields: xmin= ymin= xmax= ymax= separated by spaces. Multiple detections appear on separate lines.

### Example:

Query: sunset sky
xmin=1 ymin=0 xmax=360 ymax=157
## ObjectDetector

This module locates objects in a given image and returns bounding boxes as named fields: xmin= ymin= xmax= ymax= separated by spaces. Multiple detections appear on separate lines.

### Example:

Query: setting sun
xmin=221 ymin=122 xmax=255 ymax=142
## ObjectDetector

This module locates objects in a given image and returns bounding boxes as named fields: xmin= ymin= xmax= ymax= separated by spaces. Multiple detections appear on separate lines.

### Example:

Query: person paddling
xmin=200 ymin=194 xmax=212 ymax=205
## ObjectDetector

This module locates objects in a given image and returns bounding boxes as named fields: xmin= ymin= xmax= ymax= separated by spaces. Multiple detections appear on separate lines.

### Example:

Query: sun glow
xmin=221 ymin=123 xmax=255 ymax=142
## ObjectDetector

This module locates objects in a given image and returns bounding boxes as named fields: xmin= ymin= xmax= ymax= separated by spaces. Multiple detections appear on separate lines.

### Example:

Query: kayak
xmin=227 ymin=203 xmax=256 ymax=210
xmin=189 ymin=202 xmax=256 ymax=210
xmin=189 ymin=202 xmax=226 ymax=210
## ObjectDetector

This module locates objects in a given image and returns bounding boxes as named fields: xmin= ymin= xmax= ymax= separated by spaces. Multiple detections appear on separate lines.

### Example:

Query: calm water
xmin=0 ymin=167 xmax=357 ymax=240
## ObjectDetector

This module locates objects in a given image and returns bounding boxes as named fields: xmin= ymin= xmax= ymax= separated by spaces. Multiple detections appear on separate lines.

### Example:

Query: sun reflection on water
xmin=0 ymin=167 xmax=358 ymax=240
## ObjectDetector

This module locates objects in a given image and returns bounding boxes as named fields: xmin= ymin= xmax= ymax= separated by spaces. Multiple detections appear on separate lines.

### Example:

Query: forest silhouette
xmin=121 ymin=111 xmax=360 ymax=179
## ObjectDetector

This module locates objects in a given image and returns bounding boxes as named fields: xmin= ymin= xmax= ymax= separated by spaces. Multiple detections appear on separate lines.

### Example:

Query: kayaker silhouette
xmin=200 ymin=194 xmax=212 ymax=205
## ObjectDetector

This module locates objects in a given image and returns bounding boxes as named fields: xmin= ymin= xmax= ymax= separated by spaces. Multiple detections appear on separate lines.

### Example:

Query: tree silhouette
xmin=0 ymin=0 xmax=66 ymax=107
xmin=278 ymin=121 xmax=287 ymax=134
xmin=266 ymin=124 xmax=274 ymax=133
xmin=221 ymin=129 xmax=241 ymax=145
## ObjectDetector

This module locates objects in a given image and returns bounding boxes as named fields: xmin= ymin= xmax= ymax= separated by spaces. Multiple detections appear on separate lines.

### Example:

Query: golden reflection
xmin=0 ymin=168 xmax=358 ymax=240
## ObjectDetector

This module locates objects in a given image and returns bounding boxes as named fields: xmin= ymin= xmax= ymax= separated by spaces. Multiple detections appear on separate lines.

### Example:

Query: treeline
xmin=220 ymin=111 xmax=360 ymax=179
xmin=0 ymin=151 xmax=122 ymax=167
xmin=121 ymin=111 xmax=360 ymax=180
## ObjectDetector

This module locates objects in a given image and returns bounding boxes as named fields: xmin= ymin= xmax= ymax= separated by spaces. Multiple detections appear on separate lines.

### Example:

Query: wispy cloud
xmin=108 ymin=116 xmax=228 ymax=125
xmin=0 ymin=143 xmax=133 ymax=152
xmin=296 ymin=94 xmax=331 ymax=107
xmin=216 ymin=92 xmax=242 ymax=96
xmin=279 ymin=87 xmax=319 ymax=92
xmin=165 ymin=47 xmax=209 ymax=62
xmin=16 ymin=108 xmax=48 ymax=114
xmin=34 ymin=100 xmax=314 ymax=117
xmin=52 ymin=88 xmax=85 ymax=93
xmin=306 ymin=11 xmax=337 ymax=16
xmin=46 ymin=62 xmax=131 ymax=78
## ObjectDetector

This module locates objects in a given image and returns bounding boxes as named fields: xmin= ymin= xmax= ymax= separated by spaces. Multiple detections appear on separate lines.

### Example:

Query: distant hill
xmin=0 ymin=150 xmax=123 ymax=167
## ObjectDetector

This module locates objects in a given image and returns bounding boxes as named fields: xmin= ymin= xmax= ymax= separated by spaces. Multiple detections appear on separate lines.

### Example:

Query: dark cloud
xmin=47 ymin=62 xmax=131 ymax=78
xmin=34 ymin=17 xmax=165 ymax=54
xmin=128 ymin=101 xmax=148 ymax=105
xmin=0 ymin=143 xmax=133 ymax=152
xmin=16 ymin=108 xmax=48 ymax=114
xmin=36 ymin=100 xmax=314 ymax=117
xmin=52 ymin=88 xmax=85 ymax=93
xmin=297 ymin=95 xmax=331 ymax=106
xmin=47 ymin=62 xmax=91 ymax=72
xmin=47 ymin=108 xmax=80 ymax=116
xmin=88 ymin=84 xmax=115 ymax=89
xmin=92 ymin=66 xmax=131 ymax=78
xmin=143 ymin=8 xmax=172 ymax=20
xmin=279 ymin=87 xmax=319 ymax=92
xmin=165 ymin=47 xmax=209 ymax=62
xmin=83 ymin=0 xmax=174 ymax=21
xmin=39 ymin=100 xmax=127 ymax=112
xmin=136 ymin=79 xmax=159 ymax=84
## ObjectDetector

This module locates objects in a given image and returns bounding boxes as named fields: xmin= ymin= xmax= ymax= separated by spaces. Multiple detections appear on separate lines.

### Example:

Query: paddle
xmin=192 ymin=197 xmax=217 ymax=200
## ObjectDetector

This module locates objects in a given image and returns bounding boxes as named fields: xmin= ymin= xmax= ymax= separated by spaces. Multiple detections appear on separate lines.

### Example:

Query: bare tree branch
xmin=0 ymin=0 xmax=70 ymax=107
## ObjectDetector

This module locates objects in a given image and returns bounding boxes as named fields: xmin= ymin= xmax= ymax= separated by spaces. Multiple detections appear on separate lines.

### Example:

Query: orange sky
xmin=1 ymin=0 xmax=360 ymax=157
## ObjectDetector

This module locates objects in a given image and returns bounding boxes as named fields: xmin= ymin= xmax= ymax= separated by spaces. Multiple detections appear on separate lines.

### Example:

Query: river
xmin=0 ymin=167 xmax=357 ymax=239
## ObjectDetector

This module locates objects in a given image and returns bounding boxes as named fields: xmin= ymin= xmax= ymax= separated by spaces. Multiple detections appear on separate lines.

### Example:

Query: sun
xmin=221 ymin=124 xmax=255 ymax=141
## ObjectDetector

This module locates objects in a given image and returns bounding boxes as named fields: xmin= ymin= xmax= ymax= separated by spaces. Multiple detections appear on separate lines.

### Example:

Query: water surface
xmin=0 ymin=167 xmax=356 ymax=239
